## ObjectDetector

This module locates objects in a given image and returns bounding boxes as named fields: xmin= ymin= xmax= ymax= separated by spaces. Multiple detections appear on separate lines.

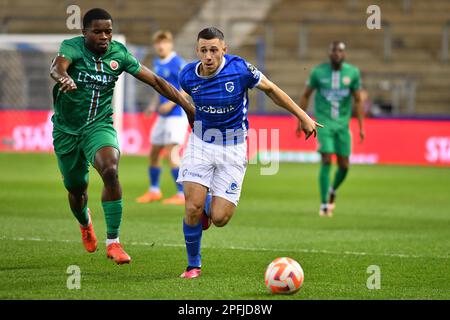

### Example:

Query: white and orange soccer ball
xmin=264 ymin=257 xmax=304 ymax=294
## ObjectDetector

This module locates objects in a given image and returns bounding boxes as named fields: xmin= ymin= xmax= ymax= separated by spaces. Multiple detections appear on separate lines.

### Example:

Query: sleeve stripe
xmin=250 ymin=71 xmax=263 ymax=89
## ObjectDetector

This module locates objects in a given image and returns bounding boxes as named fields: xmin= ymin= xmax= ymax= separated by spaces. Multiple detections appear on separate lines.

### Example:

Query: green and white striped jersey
xmin=307 ymin=62 xmax=361 ymax=127
xmin=52 ymin=36 xmax=141 ymax=134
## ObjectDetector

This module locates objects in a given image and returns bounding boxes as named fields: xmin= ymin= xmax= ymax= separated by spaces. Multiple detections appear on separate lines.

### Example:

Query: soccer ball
xmin=264 ymin=257 xmax=304 ymax=294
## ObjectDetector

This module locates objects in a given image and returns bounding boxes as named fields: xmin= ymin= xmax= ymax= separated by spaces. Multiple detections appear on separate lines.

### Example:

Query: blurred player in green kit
xmin=50 ymin=8 xmax=194 ymax=263
xmin=299 ymin=41 xmax=365 ymax=217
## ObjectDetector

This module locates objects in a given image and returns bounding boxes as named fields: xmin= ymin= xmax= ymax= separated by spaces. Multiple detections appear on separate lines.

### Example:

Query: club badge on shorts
xmin=226 ymin=182 xmax=239 ymax=195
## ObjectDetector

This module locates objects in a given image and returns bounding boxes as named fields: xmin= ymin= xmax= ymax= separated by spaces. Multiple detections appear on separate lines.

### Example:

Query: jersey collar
xmin=195 ymin=56 xmax=226 ymax=79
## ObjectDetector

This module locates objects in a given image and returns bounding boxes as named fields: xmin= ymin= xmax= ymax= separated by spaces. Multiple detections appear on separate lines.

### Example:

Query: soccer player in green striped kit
xmin=300 ymin=41 xmax=365 ymax=217
xmin=50 ymin=8 xmax=194 ymax=263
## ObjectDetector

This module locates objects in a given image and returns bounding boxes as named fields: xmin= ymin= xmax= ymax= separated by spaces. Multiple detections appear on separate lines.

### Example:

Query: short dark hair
xmin=197 ymin=27 xmax=224 ymax=41
xmin=83 ymin=8 xmax=113 ymax=29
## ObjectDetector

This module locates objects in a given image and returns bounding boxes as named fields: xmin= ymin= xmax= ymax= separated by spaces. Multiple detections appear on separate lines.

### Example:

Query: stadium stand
xmin=0 ymin=0 xmax=449 ymax=114
xmin=236 ymin=0 xmax=450 ymax=115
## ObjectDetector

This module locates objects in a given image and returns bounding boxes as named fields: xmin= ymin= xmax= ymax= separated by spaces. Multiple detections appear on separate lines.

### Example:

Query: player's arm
xmin=353 ymin=89 xmax=365 ymax=143
xmin=133 ymin=66 xmax=195 ymax=125
xmin=49 ymin=56 xmax=77 ymax=93
xmin=256 ymin=74 xmax=323 ymax=140
xmin=157 ymin=91 xmax=190 ymax=115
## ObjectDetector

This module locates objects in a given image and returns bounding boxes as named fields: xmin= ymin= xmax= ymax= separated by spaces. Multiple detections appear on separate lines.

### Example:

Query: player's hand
xmin=58 ymin=76 xmax=77 ymax=93
xmin=144 ymin=104 xmax=157 ymax=116
xmin=158 ymin=102 xmax=175 ymax=115
xmin=359 ymin=129 xmax=365 ymax=143
xmin=296 ymin=118 xmax=323 ymax=140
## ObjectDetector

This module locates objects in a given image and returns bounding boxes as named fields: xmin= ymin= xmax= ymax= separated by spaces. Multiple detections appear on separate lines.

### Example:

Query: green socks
xmin=332 ymin=168 xmax=348 ymax=191
xmin=102 ymin=199 xmax=123 ymax=239
xmin=320 ymin=164 xmax=349 ymax=204
xmin=319 ymin=163 xmax=331 ymax=204
xmin=71 ymin=204 xmax=89 ymax=227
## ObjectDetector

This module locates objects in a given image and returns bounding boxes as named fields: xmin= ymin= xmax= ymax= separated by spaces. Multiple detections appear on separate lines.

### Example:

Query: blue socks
xmin=204 ymin=193 xmax=212 ymax=217
xmin=149 ymin=166 xmax=183 ymax=194
xmin=171 ymin=167 xmax=183 ymax=194
xmin=183 ymin=220 xmax=202 ymax=268
xmin=149 ymin=166 xmax=161 ymax=191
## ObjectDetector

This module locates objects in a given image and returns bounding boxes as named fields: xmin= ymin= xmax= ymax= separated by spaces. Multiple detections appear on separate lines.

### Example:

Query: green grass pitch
xmin=0 ymin=152 xmax=449 ymax=299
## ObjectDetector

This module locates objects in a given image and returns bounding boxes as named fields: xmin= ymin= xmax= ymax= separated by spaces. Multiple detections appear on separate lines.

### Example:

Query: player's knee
xmin=67 ymin=186 xmax=87 ymax=199
xmin=64 ymin=179 xmax=88 ymax=195
xmin=100 ymin=164 xmax=119 ymax=185
xmin=321 ymin=154 xmax=332 ymax=165
xmin=212 ymin=216 xmax=229 ymax=227
xmin=211 ymin=212 xmax=231 ymax=227
xmin=185 ymin=201 xmax=203 ymax=220
xmin=338 ymin=160 xmax=349 ymax=170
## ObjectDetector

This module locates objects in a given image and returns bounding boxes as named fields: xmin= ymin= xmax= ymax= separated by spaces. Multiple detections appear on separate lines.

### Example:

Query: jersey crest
xmin=109 ymin=60 xmax=119 ymax=70
xmin=225 ymin=81 xmax=235 ymax=93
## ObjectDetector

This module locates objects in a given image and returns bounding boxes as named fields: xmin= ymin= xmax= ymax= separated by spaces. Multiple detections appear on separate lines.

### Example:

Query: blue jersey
xmin=153 ymin=52 xmax=185 ymax=117
xmin=179 ymin=54 xmax=262 ymax=144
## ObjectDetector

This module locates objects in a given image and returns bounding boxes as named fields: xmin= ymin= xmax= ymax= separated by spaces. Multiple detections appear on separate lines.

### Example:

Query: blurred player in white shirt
xmin=137 ymin=30 xmax=189 ymax=205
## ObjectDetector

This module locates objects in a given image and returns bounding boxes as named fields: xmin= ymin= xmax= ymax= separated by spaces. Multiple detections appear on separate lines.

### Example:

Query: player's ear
xmin=222 ymin=42 xmax=227 ymax=54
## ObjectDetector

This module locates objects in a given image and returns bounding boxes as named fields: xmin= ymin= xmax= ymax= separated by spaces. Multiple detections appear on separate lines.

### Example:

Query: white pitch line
xmin=0 ymin=235 xmax=448 ymax=260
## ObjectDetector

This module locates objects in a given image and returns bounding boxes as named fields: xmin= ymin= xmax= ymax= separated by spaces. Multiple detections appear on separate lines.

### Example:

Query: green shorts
xmin=53 ymin=122 xmax=120 ymax=191
xmin=317 ymin=125 xmax=352 ymax=157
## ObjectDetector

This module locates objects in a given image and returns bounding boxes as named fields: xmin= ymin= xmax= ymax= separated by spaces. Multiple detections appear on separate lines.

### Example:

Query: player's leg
xmin=180 ymin=181 xmax=208 ymax=278
xmin=54 ymin=130 xmax=98 ymax=252
xmin=176 ymin=133 xmax=215 ymax=278
xmin=83 ymin=124 xmax=130 ymax=264
xmin=93 ymin=146 xmax=130 ymax=264
xmin=329 ymin=155 xmax=349 ymax=208
xmin=317 ymin=126 xmax=334 ymax=216
xmin=67 ymin=186 xmax=88 ymax=226
xmin=209 ymin=196 xmax=236 ymax=227
xmin=136 ymin=144 xmax=164 ymax=203
xmin=137 ymin=116 xmax=166 ymax=203
xmin=162 ymin=116 xmax=189 ymax=205
xmin=208 ymin=141 xmax=247 ymax=227
xmin=319 ymin=152 xmax=333 ymax=216
xmin=67 ymin=184 xmax=98 ymax=253
xmin=329 ymin=128 xmax=351 ymax=212
xmin=162 ymin=143 xmax=185 ymax=205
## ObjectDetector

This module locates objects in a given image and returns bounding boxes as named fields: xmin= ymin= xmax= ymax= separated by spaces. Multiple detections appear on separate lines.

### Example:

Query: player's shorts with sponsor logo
xmin=317 ymin=122 xmax=352 ymax=157
xmin=150 ymin=115 xmax=189 ymax=146
xmin=52 ymin=121 xmax=119 ymax=190
xmin=176 ymin=133 xmax=247 ymax=206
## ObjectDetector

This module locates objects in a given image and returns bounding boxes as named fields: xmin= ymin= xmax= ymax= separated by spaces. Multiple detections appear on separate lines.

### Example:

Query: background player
xmin=177 ymin=27 xmax=322 ymax=278
xmin=299 ymin=41 xmax=364 ymax=217
xmin=136 ymin=31 xmax=189 ymax=206
xmin=50 ymin=8 xmax=194 ymax=264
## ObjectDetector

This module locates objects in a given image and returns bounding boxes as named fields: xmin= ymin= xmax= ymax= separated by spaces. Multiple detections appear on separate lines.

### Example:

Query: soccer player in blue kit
xmin=177 ymin=27 xmax=322 ymax=278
